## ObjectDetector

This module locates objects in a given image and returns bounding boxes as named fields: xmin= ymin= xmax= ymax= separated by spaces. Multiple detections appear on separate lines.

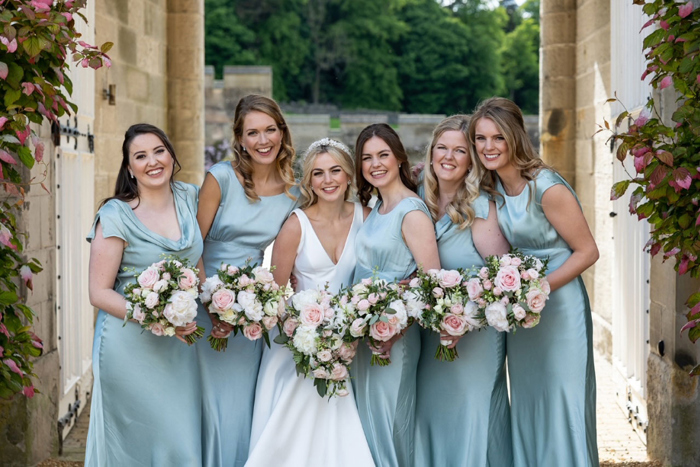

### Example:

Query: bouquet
xmin=200 ymin=261 xmax=290 ymax=351
xmin=338 ymin=276 xmax=412 ymax=366
xmin=123 ymin=257 xmax=203 ymax=345
xmin=472 ymin=251 xmax=551 ymax=332
xmin=405 ymin=269 xmax=484 ymax=361
xmin=274 ymin=287 xmax=356 ymax=398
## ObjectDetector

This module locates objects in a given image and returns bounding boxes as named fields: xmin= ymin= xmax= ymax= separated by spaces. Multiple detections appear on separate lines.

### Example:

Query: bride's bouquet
xmin=404 ymin=268 xmax=484 ymax=361
xmin=338 ymin=276 xmax=412 ymax=366
xmin=123 ymin=257 xmax=203 ymax=345
xmin=472 ymin=251 xmax=551 ymax=332
xmin=200 ymin=261 xmax=290 ymax=352
xmin=274 ymin=287 xmax=356 ymax=398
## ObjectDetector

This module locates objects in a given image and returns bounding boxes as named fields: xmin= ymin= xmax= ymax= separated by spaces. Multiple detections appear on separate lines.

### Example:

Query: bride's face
xmin=310 ymin=152 xmax=350 ymax=203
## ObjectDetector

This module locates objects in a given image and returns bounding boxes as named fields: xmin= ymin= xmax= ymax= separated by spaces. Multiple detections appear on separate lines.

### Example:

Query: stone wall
xmin=0 ymin=123 xmax=59 ymax=466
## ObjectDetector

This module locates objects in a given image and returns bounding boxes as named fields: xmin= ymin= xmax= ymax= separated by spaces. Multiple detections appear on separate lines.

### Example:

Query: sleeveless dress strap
xmin=291 ymin=208 xmax=309 ymax=255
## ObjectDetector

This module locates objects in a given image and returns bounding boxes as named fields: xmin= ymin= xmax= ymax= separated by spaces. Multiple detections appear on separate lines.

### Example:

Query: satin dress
xmin=246 ymin=203 xmax=374 ymax=467
xmin=352 ymin=196 xmax=430 ymax=467
xmin=414 ymin=192 xmax=513 ymax=467
xmin=496 ymin=169 xmax=598 ymax=467
xmin=196 ymin=161 xmax=299 ymax=467
xmin=84 ymin=182 xmax=203 ymax=467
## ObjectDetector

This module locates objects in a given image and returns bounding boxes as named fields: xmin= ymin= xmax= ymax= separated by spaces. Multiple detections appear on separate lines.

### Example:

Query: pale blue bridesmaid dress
xmin=84 ymin=182 xmax=203 ymax=467
xmin=495 ymin=169 xmax=598 ymax=467
xmin=414 ymin=192 xmax=513 ymax=467
xmin=196 ymin=161 xmax=298 ymax=467
xmin=352 ymin=196 xmax=429 ymax=467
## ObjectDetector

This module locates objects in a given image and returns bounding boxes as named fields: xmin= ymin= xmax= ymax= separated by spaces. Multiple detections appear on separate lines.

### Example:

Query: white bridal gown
xmin=246 ymin=204 xmax=375 ymax=467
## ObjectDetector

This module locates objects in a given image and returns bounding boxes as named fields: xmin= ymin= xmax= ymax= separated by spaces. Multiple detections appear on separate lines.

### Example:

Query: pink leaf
xmin=679 ymin=2 xmax=694 ymax=18
xmin=4 ymin=182 xmax=19 ymax=196
xmin=81 ymin=58 xmax=89 ymax=68
xmin=696 ymin=211 xmax=700 ymax=227
xmin=34 ymin=141 xmax=44 ymax=162
xmin=3 ymin=358 xmax=22 ymax=376
xmin=0 ymin=323 xmax=8 ymax=338
xmin=0 ymin=116 xmax=7 ymax=131
xmin=22 ymin=385 xmax=35 ymax=398
xmin=30 ymin=0 xmax=51 ymax=11
xmin=678 ymin=255 xmax=690 ymax=275
xmin=660 ymin=19 xmax=670 ymax=30
xmin=640 ymin=18 xmax=654 ymax=31
xmin=51 ymin=67 xmax=64 ymax=84
xmin=0 ymin=61 xmax=8 ymax=80
xmin=21 ymin=82 xmax=35 ymax=96
xmin=61 ymin=12 xmax=73 ymax=22
xmin=635 ymin=108 xmax=651 ymax=127
xmin=20 ymin=265 xmax=33 ymax=290
xmin=680 ymin=319 xmax=700 ymax=335
xmin=0 ymin=164 xmax=4 ymax=180
xmin=0 ymin=224 xmax=13 ymax=249
xmin=16 ymin=126 xmax=30 ymax=146
xmin=659 ymin=76 xmax=673 ymax=89
xmin=0 ymin=149 xmax=17 ymax=165
xmin=665 ymin=247 xmax=681 ymax=258
xmin=673 ymin=167 xmax=692 ymax=190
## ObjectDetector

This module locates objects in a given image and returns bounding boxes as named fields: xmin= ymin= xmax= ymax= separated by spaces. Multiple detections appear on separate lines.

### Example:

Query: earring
xmin=242 ymin=146 xmax=247 ymax=152
xmin=129 ymin=171 xmax=134 ymax=179
xmin=399 ymin=163 xmax=402 ymax=168
xmin=347 ymin=180 xmax=351 ymax=185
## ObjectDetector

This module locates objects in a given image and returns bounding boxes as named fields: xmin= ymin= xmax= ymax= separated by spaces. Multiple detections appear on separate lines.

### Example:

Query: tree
xmin=204 ymin=0 xmax=257 ymax=78
xmin=500 ymin=12 xmax=540 ymax=114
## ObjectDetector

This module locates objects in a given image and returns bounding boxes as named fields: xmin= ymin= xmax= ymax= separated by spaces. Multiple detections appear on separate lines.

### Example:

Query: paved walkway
xmin=42 ymin=350 xmax=655 ymax=466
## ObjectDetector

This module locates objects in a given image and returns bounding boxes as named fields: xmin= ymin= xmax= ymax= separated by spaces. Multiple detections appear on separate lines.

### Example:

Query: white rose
xmin=485 ymin=302 xmax=511 ymax=332
xmin=163 ymin=290 xmax=198 ymax=326
xmin=164 ymin=326 xmax=176 ymax=337
xmin=200 ymin=276 xmax=224 ymax=303
xmin=293 ymin=325 xmax=319 ymax=355
xmin=252 ymin=266 xmax=275 ymax=284
xmin=387 ymin=300 xmax=408 ymax=328
xmin=463 ymin=301 xmax=483 ymax=330
xmin=144 ymin=292 xmax=159 ymax=309
xmin=153 ymin=279 xmax=169 ymax=293
xmin=264 ymin=300 xmax=278 ymax=316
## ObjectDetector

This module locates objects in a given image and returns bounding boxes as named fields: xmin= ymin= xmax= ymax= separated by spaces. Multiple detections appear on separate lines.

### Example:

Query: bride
xmin=246 ymin=138 xmax=375 ymax=467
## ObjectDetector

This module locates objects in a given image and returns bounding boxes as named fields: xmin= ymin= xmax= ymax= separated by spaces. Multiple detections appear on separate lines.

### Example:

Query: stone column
xmin=167 ymin=0 xmax=205 ymax=185
xmin=540 ymin=0 xmax=576 ymax=185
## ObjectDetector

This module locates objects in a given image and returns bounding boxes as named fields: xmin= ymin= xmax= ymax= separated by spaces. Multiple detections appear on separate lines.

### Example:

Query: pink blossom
xmin=20 ymin=265 xmax=33 ymax=290
xmin=679 ymin=2 xmax=694 ymax=18
xmin=368 ymin=293 xmax=379 ymax=305
xmin=300 ymin=303 xmax=325 ymax=327
xmin=369 ymin=320 xmax=397 ymax=342
xmin=23 ymin=385 xmax=35 ymax=398
xmin=138 ymin=267 xmax=160 ymax=288
xmin=525 ymin=289 xmax=548 ymax=313
xmin=243 ymin=322 xmax=263 ymax=340
xmin=659 ymin=19 xmax=670 ymax=30
xmin=178 ymin=268 xmax=197 ymax=290
xmin=4 ymin=358 xmax=22 ymax=375
xmin=482 ymin=279 xmax=492 ymax=290
xmin=659 ymin=76 xmax=673 ymax=90
xmin=493 ymin=286 xmax=502 ymax=296
xmin=495 ymin=265 xmax=521 ymax=292
xmin=432 ymin=287 xmax=444 ymax=298
xmin=330 ymin=363 xmax=349 ymax=381
xmin=0 ymin=224 xmax=15 ymax=249
xmin=283 ymin=317 xmax=299 ymax=337
xmin=441 ymin=314 xmax=468 ymax=336
xmin=150 ymin=323 xmax=165 ymax=336
xmin=466 ymin=278 xmax=483 ymax=300
xmin=0 ymin=116 xmax=7 ymax=130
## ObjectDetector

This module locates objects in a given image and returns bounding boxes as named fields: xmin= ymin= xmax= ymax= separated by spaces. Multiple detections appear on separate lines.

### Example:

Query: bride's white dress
xmin=246 ymin=204 xmax=375 ymax=467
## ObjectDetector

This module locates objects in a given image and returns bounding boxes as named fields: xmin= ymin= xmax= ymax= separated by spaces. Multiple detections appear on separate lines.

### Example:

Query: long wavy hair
xmin=299 ymin=141 xmax=355 ymax=210
xmin=354 ymin=123 xmax=416 ymax=206
xmin=423 ymin=115 xmax=482 ymax=229
xmin=468 ymin=97 xmax=550 ymax=207
xmin=231 ymin=94 xmax=296 ymax=202
xmin=101 ymin=123 xmax=181 ymax=207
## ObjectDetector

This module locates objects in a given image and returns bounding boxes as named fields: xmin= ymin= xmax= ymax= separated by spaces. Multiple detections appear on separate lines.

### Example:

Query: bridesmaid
xmin=469 ymin=97 xmax=599 ymax=466
xmin=196 ymin=94 xmax=299 ymax=467
xmin=352 ymin=123 xmax=440 ymax=467
xmin=415 ymin=115 xmax=513 ymax=467
xmin=246 ymin=138 xmax=374 ymax=467
xmin=85 ymin=123 xmax=202 ymax=466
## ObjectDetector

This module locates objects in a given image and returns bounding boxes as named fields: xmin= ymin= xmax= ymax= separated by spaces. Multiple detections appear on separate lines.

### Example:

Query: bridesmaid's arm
xmin=541 ymin=185 xmax=599 ymax=292
xmin=402 ymin=210 xmax=441 ymax=271
xmin=473 ymin=201 xmax=510 ymax=259
xmin=362 ymin=206 xmax=371 ymax=221
xmin=197 ymin=173 xmax=222 ymax=240
xmin=270 ymin=213 xmax=302 ymax=291
xmin=88 ymin=223 xmax=128 ymax=319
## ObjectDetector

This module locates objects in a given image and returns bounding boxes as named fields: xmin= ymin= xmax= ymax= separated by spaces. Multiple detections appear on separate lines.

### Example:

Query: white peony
xmin=200 ymin=275 xmax=224 ymax=303
xmin=387 ymin=300 xmax=408 ymax=328
xmin=163 ymin=290 xmax=198 ymax=326
xmin=292 ymin=289 xmax=321 ymax=311
xmin=293 ymin=325 xmax=319 ymax=355
xmin=485 ymin=301 xmax=510 ymax=332
xmin=463 ymin=300 xmax=483 ymax=330
xmin=403 ymin=290 xmax=425 ymax=320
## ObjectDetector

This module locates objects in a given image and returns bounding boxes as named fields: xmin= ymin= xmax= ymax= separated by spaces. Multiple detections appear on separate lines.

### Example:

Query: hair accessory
xmin=304 ymin=138 xmax=351 ymax=160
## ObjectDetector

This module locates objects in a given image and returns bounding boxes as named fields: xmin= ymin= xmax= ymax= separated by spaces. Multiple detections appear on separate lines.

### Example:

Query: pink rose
xmin=229 ymin=265 xmax=240 ymax=275
xmin=162 ymin=273 xmax=171 ymax=281
xmin=495 ymin=265 xmax=521 ymax=292
xmin=350 ymin=318 xmax=367 ymax=338
xmin=137 ymin=267 xmax=160 ymax=288
xmin=520 ymin=271 xmax=531 ymax=281
xmin=368 ymin=293 xmax=379 ymax=304
xmin=323 ymin=329 xmax=333 ymax=337
xmin=357 ymin=299 xmax=371 ymax=311
xmin=466 ymin=278 xmax=484 ymax=300
xmin=409 ymin=277 xmax=421 ymax=288
xmin=351 ymin=295 xmax=360 ymax=305
xmin=317 ymin=349 xmax=333 ymax=362
xmin=324 ymin=306 xmax=334 ymax=318
xmin=313 ymin=367 xmax=330 ymax=379
xmin=521 ymin=314 xmax=540 ymax=329
xmin=526 ymin=268 xmax=539 ymax=280
xmin=238 ymin=274 xmax=251 ymax=287
xmin=526 ymin=289 xmax=548 ymax=313
xmin=211 ymin=288 xmax=236 ymax=311
xmin=512 ymin=304 xmax=527 ymax=321
xmin=427 ymin=269 xmax=440 ymax=279
xmin=432 ymin=287 xmax=444 ymax=298
xmin=336 ymin=388 xmax=349 ymax=397
xmin=479 ymin=267 xmax=489 ymax=279
xmin=493 ymin=287 xmax=502 ymax=296
xmin=150 ymin=322 xmax=165 ymax=336
xmin=441 ymin=314 xmax=468 ymax=336
xmin=483 ymin=279 xmax=492 ymax=290
xmin=243 ymin=322 xmax=263 ymax=340
xmin=369 ymin=321 xmax=397 ymax=342
xmin=540 ymin=279 xmax=551 ymax=294
xmin=338 ymin=341 xmax=357 ymax=361
xmin=132 ymin=304 xmax=146 ymax=324
xmin=178 ymin=268 xmax=197 ymax=289
xmin=283 ymin=317 xmax=299 ymax=337
xmin=499 ymin=255 xmax=512 ymax=267
xmin=262 ymin=316 xmax=278 ymax=330
xmin=379 ymin=292 xmax=387 ymax=300
xmin=144 ymin=292 xmax=159 ymax=309
xmin=437 ymin=269 xmax=462 ymax=288
xmin=330 ymin=363 xmax=349 ymax=381
xmin=361 ymin=278 xmax=372 ymax=286
xmin=300 ymin=303 xmax=325 ymax=327
xmin=450 ymin=303 xmax=464 ymax=315
xmin=510 ymin=256 xmax=522 ymax=267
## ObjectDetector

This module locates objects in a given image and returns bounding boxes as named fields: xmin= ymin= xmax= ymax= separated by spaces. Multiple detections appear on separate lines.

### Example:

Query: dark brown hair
xmin=101 ymin=123 xmax=181 ymax=207
xmin=354 ymin=123 xmax=417 ymax=206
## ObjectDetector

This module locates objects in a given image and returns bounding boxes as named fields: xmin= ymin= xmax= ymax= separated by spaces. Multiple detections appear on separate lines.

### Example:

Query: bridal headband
xmin=305 ymin=138 xmax=352 ymax=159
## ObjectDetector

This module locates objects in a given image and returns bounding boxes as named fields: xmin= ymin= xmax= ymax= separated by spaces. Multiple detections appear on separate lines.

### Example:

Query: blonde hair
xmin=231 ymin=95 xmax=296 ymax=202
xmin=423 ymin=115 xmax=483 ymax=230
xmin=468 ymin=97 xmax=550 ymax=206
xmin=299 ymin=141 xmax=355 ymax=209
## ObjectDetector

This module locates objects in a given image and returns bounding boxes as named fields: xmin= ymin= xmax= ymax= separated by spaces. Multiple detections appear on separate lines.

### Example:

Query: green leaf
xmin=689 ymin=325 xmax=700 ymax=344
xmin=678 ymin=213 xmax=692 ymax=229
xmin=315 ymin=379 xmax=327 ymax=398
xmin=616 ymin=142 xmax=629 ymax=162
xmin=23 ymin=37 xmax=42 ymax=58
xmin=678 ymin=57 xmax=694 ymax=74
xmin=4 ymin=88 xmax=21 ymax=107
xmin=656 ymin=150 xmax=674 ymax=166
xmin=17 ymin=146 xmax=34 ymax=169
xmin=610 ymin=180 xmax=631 ymax=201
xmin=0 ymin=291 xmax=18 ymax=306
xmin=273 ymin=333 xmax=289 ymax=345
xmin=686 ymin=293 xmax=700 ymax=309
xmin=643 ymin=29 xmax=666 ymax=49
xmin=100 ymin=42 xmax=114 ymax=53
xmin=6 ymin=62 xmax=24 ymax=90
